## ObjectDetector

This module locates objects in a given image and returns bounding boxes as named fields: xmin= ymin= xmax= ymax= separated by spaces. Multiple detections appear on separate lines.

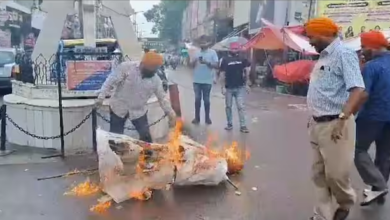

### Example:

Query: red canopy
xmin=242 ymin=19 xmax=317 ymax=54
xmin=273 ymin=60 xmax=316 ymax=83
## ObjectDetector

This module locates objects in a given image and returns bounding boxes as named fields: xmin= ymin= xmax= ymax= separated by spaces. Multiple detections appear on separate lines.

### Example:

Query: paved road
xmin=0 ymin=67 xmax=388 ymax=220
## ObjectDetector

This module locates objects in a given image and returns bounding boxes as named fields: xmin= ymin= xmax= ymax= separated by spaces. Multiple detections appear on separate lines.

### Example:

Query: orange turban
xmin=361 ymin=31 xmax=388 ymax=49
xmin=305 ymin=17 xmax=339 ymax=37
xmin=142 ymin=51 xmax=163 ymax=66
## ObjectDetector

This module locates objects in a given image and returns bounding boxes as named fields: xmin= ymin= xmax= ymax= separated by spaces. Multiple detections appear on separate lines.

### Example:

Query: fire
xmin=90 ymin=201 xmax=112 ymax=214
xmin=224 ymin=141 xmax=250 ymax=174
xmin=129 ymin=189 xmax=153 ymax=201
xmin=167 ymin=118 xmax=184 ymax=167
xmin=64 ymin=179 xmax=100 ymax=196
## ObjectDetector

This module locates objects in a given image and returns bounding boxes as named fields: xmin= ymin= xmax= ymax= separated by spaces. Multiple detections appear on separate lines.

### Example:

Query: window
xmin=0 ymin=51 xmax=15 ymax=66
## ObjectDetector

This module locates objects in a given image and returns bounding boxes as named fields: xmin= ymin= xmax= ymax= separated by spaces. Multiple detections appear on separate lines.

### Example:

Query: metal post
xmin=92 ymin=108 xmax=97 ymax=152
xmin=42 ymin=52 xmax=65 ymax=159
xmin=308 ymin=0 xmax=314 ymax=21
xmin=0 ymin=105 xmax=14 ymax=156
xmin=57 ymin=52 xmax=65 ymax=158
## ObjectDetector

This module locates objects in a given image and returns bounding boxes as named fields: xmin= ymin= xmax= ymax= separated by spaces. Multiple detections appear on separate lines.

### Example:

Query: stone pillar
xmin=82 ymin=0 xmax=96 ymax=47
xmin=103 ymin=1 xmax=142 ymax=60
xmin=32 ymin=1 xmax=74 ymax=62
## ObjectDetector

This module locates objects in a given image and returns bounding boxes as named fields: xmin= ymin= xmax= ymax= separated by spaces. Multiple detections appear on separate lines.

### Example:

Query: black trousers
xmin=354 ymin=119 xmax=390 ymax=190
xmin=109 ymin=109 xmax=152 ymax=143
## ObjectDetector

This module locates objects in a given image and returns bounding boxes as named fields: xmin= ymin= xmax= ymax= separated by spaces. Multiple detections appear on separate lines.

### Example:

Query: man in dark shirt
xmin=355 ymin=31 xmax=390 ymax=206
xmin=219 ymin=42 xmax=250 ymax=133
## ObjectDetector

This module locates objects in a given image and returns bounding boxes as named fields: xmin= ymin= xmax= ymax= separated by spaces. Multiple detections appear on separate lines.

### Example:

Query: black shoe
xmin=225 ymin=124 xmax=233 ymax=130
xmin=205 ymin=118 xmax=212 ymax=125
xmin=333 ymin=208 xmax=349 ymax=220
xmin=192 ymin=118 xmax=200 ymax=125
xmin=377 ymin=196 xmax=386 ymax=205
xmin=240 ymin=126 xmax=249 ymax=133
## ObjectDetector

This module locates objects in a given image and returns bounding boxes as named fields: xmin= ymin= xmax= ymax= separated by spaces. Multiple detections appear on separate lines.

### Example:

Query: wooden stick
xmin=37 ymin=168 xmax=98 ymax=181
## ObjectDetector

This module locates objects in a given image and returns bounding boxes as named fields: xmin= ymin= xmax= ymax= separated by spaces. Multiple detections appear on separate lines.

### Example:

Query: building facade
xmin=182 ymin=0 xmax=234 ymax=42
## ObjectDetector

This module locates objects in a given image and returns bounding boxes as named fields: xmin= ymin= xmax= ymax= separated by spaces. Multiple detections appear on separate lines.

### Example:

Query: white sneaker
xmin=363 ymin=188 xmax=370 ymax=196
xmin=361 ymin=189 xmax=388 ymax=206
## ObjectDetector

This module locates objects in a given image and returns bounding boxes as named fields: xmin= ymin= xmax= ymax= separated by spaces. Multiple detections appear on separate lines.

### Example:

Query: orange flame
xmin=224 ymin=141 xmax=250 ymax=174
xmin=90 ymin=201 xmax=112 ymax=214
xmin=64 ymin=179 xmax=100 ymax=196
xmin=129 ymin=189 xmax=152 ymax=201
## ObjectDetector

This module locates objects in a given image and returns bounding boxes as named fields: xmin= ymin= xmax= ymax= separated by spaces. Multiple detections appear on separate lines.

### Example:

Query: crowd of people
xmin=94 ymin=17 xmax=390 ymax=220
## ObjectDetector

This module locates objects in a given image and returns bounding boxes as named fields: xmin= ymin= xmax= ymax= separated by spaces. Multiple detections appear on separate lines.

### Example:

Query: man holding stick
xmin=96 ymin=51 xmax=177 ymax=143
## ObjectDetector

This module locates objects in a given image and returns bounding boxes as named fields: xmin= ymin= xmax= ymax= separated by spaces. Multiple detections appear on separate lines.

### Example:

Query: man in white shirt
xmin=96 ymin=52 xmax=176 ymax=143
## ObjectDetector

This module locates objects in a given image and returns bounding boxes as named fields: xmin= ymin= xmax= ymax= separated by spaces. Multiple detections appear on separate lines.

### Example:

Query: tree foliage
xmin=144 ymin=0 xmax=188 ymax=43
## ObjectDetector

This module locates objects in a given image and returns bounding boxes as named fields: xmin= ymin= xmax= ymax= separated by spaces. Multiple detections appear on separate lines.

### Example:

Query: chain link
xmin=6 ymin=111 xmax=92 ymax=140
xmin=95 ymin=111 xmax=167 ymax=130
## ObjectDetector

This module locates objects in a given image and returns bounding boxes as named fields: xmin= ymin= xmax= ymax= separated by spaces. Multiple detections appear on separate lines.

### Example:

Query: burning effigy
xmin=65 ymin=120 xmax=249 ymax=212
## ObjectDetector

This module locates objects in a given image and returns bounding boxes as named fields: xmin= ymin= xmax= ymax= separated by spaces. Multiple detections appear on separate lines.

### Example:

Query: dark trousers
xmin=193 ymin=83 xmax=212 ymax=120
xmin=109 ymin=109 xmax=152 ymax=143
xmin=354 ymin=119 xmax=390 ymax=190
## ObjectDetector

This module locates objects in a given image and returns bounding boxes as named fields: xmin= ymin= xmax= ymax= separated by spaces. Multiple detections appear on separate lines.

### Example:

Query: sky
xmin=130 ymin=0 xmax=160 ymax=38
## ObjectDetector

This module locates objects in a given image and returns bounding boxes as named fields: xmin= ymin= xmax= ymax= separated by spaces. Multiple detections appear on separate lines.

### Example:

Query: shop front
xmin=0 ymin=2 xmax=32 ymax=48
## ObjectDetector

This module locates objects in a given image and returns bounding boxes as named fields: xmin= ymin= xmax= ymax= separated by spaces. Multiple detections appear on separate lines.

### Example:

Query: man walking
xmin=354 ymin=31 xmax=390 ymax=206
xmin=190 ymin=35 xmax=219 ymax=125
xmin=96 ymin=51 xmax=177 ymax=142
xmin=219 ymin=42 xmax=250 ymax=133
xmin=305 ymin=18 xmax=366 ymax=220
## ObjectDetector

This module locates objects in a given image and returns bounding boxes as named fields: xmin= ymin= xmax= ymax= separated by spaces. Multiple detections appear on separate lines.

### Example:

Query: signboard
xmin=66 ymin=61 xmax=112 ymax=91
xmin=74 ymin=46 xmax=108 ymax=53
xmin=249 ymin=0 xmax=275 ymax=34
xmin=318 ymin=0 xmax=390 ymax=39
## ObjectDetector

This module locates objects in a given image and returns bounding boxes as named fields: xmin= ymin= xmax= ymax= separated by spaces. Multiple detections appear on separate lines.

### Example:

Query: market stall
xmin=241 ymin=19 xmax=317 ymax=94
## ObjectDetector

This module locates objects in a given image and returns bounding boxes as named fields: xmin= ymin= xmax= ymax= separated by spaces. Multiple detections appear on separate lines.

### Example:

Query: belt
xmin=312 ymin=115 xmax=339 ymax=123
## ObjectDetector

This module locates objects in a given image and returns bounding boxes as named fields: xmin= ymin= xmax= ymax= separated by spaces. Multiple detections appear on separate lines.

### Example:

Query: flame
xmin=129 ymin=189 xmax=152 ymax=201
xmin=168 ymin=119 xmax=184 ymax=166
xmin=224 ymin=141 xmax=250 ymax=174
xmin=90 ymin=201 xmax=112 ymax=214
xmin=64 ymin=179 xmax=100 ymax=196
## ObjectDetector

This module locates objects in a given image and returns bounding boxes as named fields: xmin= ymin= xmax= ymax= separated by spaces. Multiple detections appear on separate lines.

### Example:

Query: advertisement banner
xmin=66 ymin=61 xmax=112 ymax=91
xmin=317 ymin=0 xmax=390 ymax=39
xmin=249 ymin=0 xmax=275 ymax=34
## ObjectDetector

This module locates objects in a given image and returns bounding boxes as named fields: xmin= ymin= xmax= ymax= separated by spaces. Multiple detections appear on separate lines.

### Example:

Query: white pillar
xmin=32 ymin=1 xmax=74 ymax=62
xmin=82 ymin=0 xmax=96 ymax=47
xmin=103 ymin=1 xmax=142 ymax=60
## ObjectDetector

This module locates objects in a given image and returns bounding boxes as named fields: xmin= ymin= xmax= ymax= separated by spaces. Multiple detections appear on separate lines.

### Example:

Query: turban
xmin=142 ymin=51 xmax=164 ymax=66
xmin=361 ymin=31 xmax=388 ymax=49
xmin=305 ymin=17 xmax=339 ymax=37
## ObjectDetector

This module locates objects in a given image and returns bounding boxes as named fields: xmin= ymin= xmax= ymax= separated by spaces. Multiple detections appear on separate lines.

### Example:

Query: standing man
xmin=190 ymin=35 xmax=219 ymax=125
xmin=96 ymin=51 xmax=177 ymax=142
xmin=305 ymin=18 xmax=366 ymax=220
xmin=220 ymin=42 xmax=250 ymax=133
xmin=354 ymin=31 xmax=390 ymax=206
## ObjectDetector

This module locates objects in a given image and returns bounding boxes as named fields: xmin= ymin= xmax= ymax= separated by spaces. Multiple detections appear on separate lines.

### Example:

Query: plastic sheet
xmin=97 ymin=129 xmax=228 ymax=203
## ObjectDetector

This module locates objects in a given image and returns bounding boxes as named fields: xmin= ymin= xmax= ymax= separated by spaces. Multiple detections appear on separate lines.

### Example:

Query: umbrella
xmin=212 ymin=36 xmax=248 ymax=51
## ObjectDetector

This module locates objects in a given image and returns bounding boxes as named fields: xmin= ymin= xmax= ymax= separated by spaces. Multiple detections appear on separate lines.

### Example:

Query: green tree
xmin=144 ymin=0 xmax=188 ymax=43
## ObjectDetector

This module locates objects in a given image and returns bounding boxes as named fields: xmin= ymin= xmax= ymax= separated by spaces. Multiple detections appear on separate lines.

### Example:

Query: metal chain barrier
xmin=4 ymin=106 xmax=167 ymax=139
xmin=6 ymin=111 xmax=92 ymax=140
xmin=95 ymin=110 xmax=167 ymax=130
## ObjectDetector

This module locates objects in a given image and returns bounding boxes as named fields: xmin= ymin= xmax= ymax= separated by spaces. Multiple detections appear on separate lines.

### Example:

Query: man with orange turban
xmin=96 ymin=51 xmax=176 ymax=143
xmin=354 ymin=30 xmax=390 ymax=207
xmin=305 ymin=17 xmax=367 ymax=220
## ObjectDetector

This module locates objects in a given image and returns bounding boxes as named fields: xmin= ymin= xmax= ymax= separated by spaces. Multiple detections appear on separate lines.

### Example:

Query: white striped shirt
xmin=98 ymin=61 xmax=175 ymax=120
xmin=307 ymin=38 xmax=365 ymax=117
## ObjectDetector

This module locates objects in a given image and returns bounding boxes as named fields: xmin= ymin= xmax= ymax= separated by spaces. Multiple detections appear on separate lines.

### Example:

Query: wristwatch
xmin=338 ymin=112 xmax=348 ymax=120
